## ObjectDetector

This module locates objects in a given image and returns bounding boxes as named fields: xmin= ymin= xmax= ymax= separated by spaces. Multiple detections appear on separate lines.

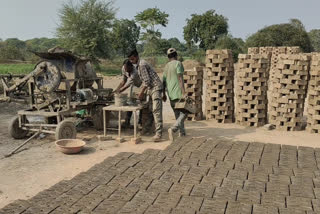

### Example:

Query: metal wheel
xmin=55 ymin=120 xmax=77 ymax=140
xmin=8 ymin=116 xmax=29 ymax=139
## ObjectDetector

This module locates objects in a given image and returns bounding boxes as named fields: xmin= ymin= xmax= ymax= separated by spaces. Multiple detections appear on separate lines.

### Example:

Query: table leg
xmin=103 ymin=110 xmax=106 ymax=136
xmin=133 ymin=110 xmax=137 ymax=139
xmin=118 ymin=111 xmax=121 ymax=139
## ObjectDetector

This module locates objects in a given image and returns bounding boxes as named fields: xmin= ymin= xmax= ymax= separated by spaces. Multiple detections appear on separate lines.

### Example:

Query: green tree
xmin=246 ymin=19 xmax=312 ymax=52
xmin=167 ymin=37 xmax=187 ymax=53
xmin=215 ymin=35 xmax=245 ymax=61
xmin=25 ymin=38 xmax=60 ymax=52
xmin=112 ymin=19 xmax=140 ymax=57
xmin=309 ymin=29 xmax=320 ymax=52
xmin=135 ymin=8 xmax=169 ymax=56
xmin=183 ymin=10 xmax=228 ymax=50
xmin=56 ymin=0 xmax=116 ymax=60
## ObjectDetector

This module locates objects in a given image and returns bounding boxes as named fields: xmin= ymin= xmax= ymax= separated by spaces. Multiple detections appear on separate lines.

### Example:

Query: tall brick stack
xmin=307 ymin=54 xmax=320 ymax=133
xmin=205 ymin=50 xmax=234 ymax=123
xmin=269 ymin=54 xmax=310 ymax=131
xmin=236 ymin=54 xmax=269 ymax=127
xmin=183 ymin=67 xmax=203 ymax=121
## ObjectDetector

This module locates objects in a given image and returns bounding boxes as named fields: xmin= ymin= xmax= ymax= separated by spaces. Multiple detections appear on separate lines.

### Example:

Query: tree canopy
xmin=183 ymin=10 xmax=228 ymax=50
xmin=56 ymin=0 xmax=116 ymax=60
xmin=215 ymin=35 xmax=245 ymax=61
xmin=135 ymin=8 xmax=169 ymax=56
xmin=309 ymin=29 xmax=320 ymax=52
xmin=246 ymin=19 xmax=312 ymax=52
xmin=112 ymin=19 xmax=140 ymax=57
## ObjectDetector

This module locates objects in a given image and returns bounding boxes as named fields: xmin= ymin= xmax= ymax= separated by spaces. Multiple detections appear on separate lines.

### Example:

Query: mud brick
xmin=213 ymin=187 xmax=237 ymax=201
xmin=159 ymin=171 xmax=183 ymax=183
xmin=117 ymin=190 xmax=158 ymax=214
xmin=199 ymin=198 xmax=227 ymax=214
xmin=171 ymin=208 xmax=197 ymax=214
xmin=169 ymin=183 xmax=194 ymax=195
xmin=147 ymin=179 xmax=173 ymax=193
xmin=237 ymin=190 xmax=261 ymax=204
xmin=153 ymin=192 xmax=182 ymax=208
xmin=286 ymin=196 xmax=313 ymax=210
xmin=190 ymin=183 xmax=215 ymax=198
xmin=314 ymin=188 xmax=320 ymax=199
xmin=225 ymin=201 xmax=252 ymax=214
xmin=290 ymin=184 xmax=315 ymax=198
xmin=109 ymin=187 xmax=139 ymax=201
xmin=127 ymin=176 xmax=154 ymax=190
xmin=0 ymin=200 xmax=31 ymax=214
xmin=93 ymin=199 xmax=127 ymax=213
xmin=221 ymin=177 xmax=244 ymax=190
xmin=261 ymin=192 xmax=286 ymax=208
xmin=293 ymin=168 xmax=315 ymax=178
xmin=291 ymin=176 xmax=314 ymax=187
xmin=227 ymin=169 xmax=248 ymax=180
xmin=312 ymin=199 xmax=320 ymax=212
xmin=243 ymin=180 xmax=265 ymax=192
xmin=250 ymin=205 xmax=277 ymax=214
xmin=266 ymin=182 xmax=289 ymax=195
xmin=273 ymin=166 xmax=295 ymax=176
xmin=279 ymin=207 xmax=308 ymax=214
xmin=269 ymin=174 xmax=291 ymax=184
xmin=176 ymin=196 xmax=204 ymax=212
xmin=201 ymin=175 xmax=224 ymax=187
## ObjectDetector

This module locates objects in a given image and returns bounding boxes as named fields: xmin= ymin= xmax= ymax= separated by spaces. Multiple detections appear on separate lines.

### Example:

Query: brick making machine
xmin=0 ymin=47 xmax=113 ymax=140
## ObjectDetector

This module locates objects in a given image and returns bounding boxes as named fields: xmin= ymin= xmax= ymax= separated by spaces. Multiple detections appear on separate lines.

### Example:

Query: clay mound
xmin=182 ymin=59 xmax=203 ymax=70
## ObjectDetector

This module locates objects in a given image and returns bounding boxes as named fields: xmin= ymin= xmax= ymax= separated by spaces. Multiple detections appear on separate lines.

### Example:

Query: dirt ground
xmin=0 ymin=76 xmax=320 ymax=209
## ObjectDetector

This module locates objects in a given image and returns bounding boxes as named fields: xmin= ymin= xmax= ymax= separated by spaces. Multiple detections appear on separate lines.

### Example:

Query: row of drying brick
xmin=2 ymin=137 xmax=320 ymax=213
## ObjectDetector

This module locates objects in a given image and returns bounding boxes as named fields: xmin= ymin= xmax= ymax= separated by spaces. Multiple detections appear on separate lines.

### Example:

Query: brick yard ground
xmin=2 ymin=136 xmax=320 ymax=214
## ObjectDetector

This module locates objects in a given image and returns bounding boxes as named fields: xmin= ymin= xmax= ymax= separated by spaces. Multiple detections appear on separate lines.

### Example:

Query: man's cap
xmin=167 ymin=48 xmax=177 ymax=55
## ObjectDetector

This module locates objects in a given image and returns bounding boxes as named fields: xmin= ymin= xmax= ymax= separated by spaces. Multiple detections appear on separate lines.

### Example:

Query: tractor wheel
xmin=8 ymin=116 xmax=29 ymax=139
xmin=55 ymin=120 xmax=77 ymax=140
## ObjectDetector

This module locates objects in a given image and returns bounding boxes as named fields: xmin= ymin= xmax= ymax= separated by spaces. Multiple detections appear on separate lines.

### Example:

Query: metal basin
xmin=55 ymin=139 xmax=86 ymax=154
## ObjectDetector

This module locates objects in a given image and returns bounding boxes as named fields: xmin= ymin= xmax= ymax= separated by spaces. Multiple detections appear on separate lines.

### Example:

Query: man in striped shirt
xmin=128 ymin=49 xmax=163 ymax=142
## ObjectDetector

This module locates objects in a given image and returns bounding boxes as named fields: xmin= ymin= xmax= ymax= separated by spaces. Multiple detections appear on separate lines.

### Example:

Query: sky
xmin=0 ymin=0 xmax=319 ymax=42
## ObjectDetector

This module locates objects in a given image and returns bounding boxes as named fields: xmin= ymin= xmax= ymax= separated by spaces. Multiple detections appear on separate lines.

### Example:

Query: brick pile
xmin=269 ymin=54 xmax=310 ymax=131
xmin=307 ymin=54 xmax=320 ymax=133
xmin=205 ymin=50 xmax=234 ymax=123
xmin=236 ymin=54 xmax=270 ymax=127
xmin=183 ymin=66 xmax=203 ymax=120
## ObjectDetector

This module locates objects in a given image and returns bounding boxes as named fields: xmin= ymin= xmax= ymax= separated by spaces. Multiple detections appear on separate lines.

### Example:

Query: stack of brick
xmin=307 ymin=54 xmax=320 ymax=133
xmin=236 ymin=54 xmax=269 ymax=127
xmin=183 ymin=67 xmax=203 ymax=121
xmin=205 ymin=50 xmax=234 ymax=123
xmin=248 ymin=47 xmax=260 ymax=54
xmin=269 ymin=54 xmax=310 ymax=131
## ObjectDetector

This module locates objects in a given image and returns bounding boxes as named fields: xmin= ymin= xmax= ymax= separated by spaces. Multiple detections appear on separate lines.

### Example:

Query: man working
xmin=128 ymin=49 xmax=163 ymax=142
xmin=162 ymin=48 xmax=187 ymax=142
xmin=114 ymin=59 xmax=142 ymax=127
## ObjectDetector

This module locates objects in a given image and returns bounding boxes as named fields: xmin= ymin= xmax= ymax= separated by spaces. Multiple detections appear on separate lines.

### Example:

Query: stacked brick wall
xmin=205 ymin=50 xmax=234 ymax=123
xmin=269 ymin=54 xmax=310 ymax=131
xmin=183 ymin=67 xmax=203 ymax=120
xmin=236 ymin=54 xmax=270 ymax=127
xmin=307 ymin=54 xmax=320 ymax=133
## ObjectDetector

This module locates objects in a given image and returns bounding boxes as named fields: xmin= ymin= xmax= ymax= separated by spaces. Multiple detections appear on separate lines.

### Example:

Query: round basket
xmin=55 ymin=139 xmax=86 ymax=154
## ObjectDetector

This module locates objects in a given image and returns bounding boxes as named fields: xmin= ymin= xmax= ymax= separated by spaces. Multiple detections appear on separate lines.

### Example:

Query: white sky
xmin=0 ymin=0 xmax=319 ymax=41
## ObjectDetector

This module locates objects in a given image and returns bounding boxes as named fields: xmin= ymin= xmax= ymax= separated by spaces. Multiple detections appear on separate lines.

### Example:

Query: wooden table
xmin=103 ymin=105 xmax=143 ymax=143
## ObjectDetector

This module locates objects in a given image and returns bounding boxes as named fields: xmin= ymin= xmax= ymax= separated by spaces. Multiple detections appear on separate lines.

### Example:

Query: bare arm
xmin=114 ymin=80 xmax=126 ymax=93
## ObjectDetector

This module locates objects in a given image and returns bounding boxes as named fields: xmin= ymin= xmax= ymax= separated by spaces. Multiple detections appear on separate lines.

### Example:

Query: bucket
xmin=114 ymin=93 xmax=128 ymax=107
